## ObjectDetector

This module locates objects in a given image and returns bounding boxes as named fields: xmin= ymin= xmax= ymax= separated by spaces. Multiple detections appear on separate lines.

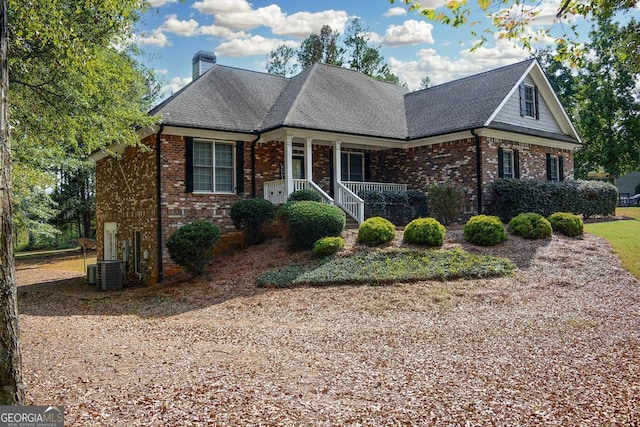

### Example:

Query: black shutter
xmin=546 ymin=153 xmax=552 ymax=181
xmin=498 ymin=147 xmax=504 ymax=178
xmin=559 ymin=156 xmax=564 ymax=181
xmin=514 ymin=149 xmax=520 ymax=179
xmin=534 ymin=87 xmax=540 ymax=120
xmin=185 ymin=137 xmax=193 ymax=193
xmin=519 ymin=84 xmax=526 ymax=117
xmin=236 ymin=141 xmax=244 ymax=194
xmin=328 ymin=148 xmax=334 ymax=198
xmin=364 ymin=152 xmax=371 ymax=181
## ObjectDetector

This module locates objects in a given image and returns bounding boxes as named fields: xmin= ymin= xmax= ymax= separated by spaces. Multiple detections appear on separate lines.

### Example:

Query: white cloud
xmin=213 ymin=4 xmax=284 ymax=31
xmin=160 ymin=14 xmax=200 ymax=37
xmin=135 ymin=29 xmax=171 ymax=47
xmin=155 ymin=69 xmax=168 ymax=75
xmin=385 ymin=7 xmax=408 ymax=17
xmin=216 ymin=36 xmax=299 ymax=58
xmin=211 ymin=5 xmax=349 ymax=37
xmin=272 ymin=10 xmax=350 ymax=37
xmin=384 ymin=19 xmax=435 ymax=46
xmin=161 ymin=76 xmax=192 ymax=98
xmin=148 ymin=0 xmax=177 ymax=7
xmin=192 ymin=0 xmax=252 ymax=14
xmin=389 ymin=40 xmax=530 ymax=90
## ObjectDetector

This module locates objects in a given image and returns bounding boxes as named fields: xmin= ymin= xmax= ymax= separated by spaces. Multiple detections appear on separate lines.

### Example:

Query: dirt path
xmin=17 ymin=232 xmax=640 ymax=426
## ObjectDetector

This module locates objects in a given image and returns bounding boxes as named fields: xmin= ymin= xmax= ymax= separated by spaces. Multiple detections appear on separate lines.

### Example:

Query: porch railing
xmin=343 ymin=181 xmax=407 ymax=195
xmin=336 ymin=182 xmax=364 ymax=224
xmin=263 ymin=179 xmax=333 ymax=205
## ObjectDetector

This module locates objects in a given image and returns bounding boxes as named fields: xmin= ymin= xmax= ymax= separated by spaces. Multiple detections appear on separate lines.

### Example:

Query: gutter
xmin=471 ymin=129 xmax=483 ymax=214
xmin=156 ymin=124 xmax=164 ymax=283
xmin=250 ymin=132 xmax=260 ymax=198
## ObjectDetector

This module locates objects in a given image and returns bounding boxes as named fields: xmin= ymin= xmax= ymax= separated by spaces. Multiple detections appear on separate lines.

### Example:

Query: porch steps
xmin=345 ymin=217 xmax=359 ymax=230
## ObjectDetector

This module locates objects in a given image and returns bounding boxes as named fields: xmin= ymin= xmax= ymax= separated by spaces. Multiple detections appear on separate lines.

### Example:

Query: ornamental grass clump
xmin=547 ymin=212 xmax=583 ymax=237
xmin=508 ymin=212 xmax=552 ymax=239
xmin=357 ymin=217 xmax=396 ymax=246
xmin=403 ymin=217 xmax=446 ymax=247
xmin=463 ymin=215 xmax=507 ymax=246
xmin=166 ymin=220 xmax=220 ymax=277
xmin=313 ymin=236 xmax=345 ymax=257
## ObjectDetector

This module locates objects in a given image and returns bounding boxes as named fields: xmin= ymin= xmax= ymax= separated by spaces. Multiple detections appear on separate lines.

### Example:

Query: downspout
xmin=471 ymin=129 xmax=483 ymax=214
xmin=156 ymin=124 xmax=164 ymax=283
xmin=250 ymin=132 xmax=260 ymax=198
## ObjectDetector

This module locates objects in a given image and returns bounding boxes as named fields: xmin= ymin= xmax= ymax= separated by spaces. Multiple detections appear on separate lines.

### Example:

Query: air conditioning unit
xmin=86 ymin=264 xmax=97 ymax=285
xmin=96 ymin=261 xmax=123 ymax=291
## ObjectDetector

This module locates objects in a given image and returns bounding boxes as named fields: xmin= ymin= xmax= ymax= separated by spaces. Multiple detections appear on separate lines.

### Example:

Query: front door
xmin=104 ymin=222 xmax=118 ymax=260
xmin=292 ymin=155 xmax=305 ymax=180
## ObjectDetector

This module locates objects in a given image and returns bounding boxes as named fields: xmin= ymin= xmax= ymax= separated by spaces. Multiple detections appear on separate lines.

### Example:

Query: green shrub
xmin=407 ymin=189 xmax=429 ymax=217
xmin=357 ymin=217 xmax=396 ymax=246
xmin=286 ymin=201 xmax=345 ymax=249
xmin=547 ymin=212 xmax=583 ymax=237
xmin=425 ymin=181 xmax=466 ymax=225
xmin=463 ymin=215 xmax=507 ymax=246
xmin=313 ymin=236 xmax=345 ymax=257
xmin=359 ymin=190 xmax=386 ymax=217
xmin=403 ymin=217 xmax=446 ymax=247
xmin=508 ymin=213 xmax=552 ymax=239
xmin=287 ymin=189 xmax=322 ymax=203
xmin=166 ymin=220 xmax=220 ymax=277
xmin=491 ymin=179 xmax=617 ymax=221
xmin=230 ymin=198 xmax=274 ymax=245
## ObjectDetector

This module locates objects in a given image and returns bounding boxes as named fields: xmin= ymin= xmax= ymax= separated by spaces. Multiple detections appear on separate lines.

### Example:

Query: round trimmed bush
xmin=547 ymin=212 xmax=583 ymax=237
xmin=230 ymin=198 xmax=274 ymax=245
xmin=463 ymin=215 xmax=507 ymax=246
xmin=287 ymin=189 xmax=322 ymax=203
xmin=166 ymin=220 xmax=220 ymax=277
xmin=313 ymin=236 xmax=345 ymax=257
xmin=357 ymin=217 xmax=396 ymax=246
xmin=508 ymin=212 xmax=552 ymax=239
xmin=286 ymin=201 xmax=345 ymax=249
xmin=403 ymin=217 xmax=446 ymax=247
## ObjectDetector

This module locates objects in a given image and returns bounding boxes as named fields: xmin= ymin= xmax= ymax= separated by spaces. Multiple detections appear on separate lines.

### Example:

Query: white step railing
xmin=263 ymin=179 xmax=333 ymax=205
xmin=343 ymin=181 xmax=407 ymax=195
xmin=336 ymin=182 xmax=364 ymax=224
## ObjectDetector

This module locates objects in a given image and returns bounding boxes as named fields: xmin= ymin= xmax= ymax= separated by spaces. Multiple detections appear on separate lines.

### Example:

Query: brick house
xmin=91 ymin=58 xmax=581 ymax=285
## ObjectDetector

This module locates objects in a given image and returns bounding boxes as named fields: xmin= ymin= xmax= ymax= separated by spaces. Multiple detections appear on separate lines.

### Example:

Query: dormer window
xmin=520 ymin=83 xmax=539 ymax=119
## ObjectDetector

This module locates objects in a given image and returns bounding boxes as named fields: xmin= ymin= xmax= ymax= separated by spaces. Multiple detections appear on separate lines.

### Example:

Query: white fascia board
xmin=89 ymin=143 xmax=128 ymax=161
xmin=162 ymin=126 xmax=257 ymax=142
xmin=476 ymin=128 xmax=581 ymax=151
xmin=404 ymin=131 xmax=475 ymax=149
xmin=258 ymin=127 xmax=405 ymax=150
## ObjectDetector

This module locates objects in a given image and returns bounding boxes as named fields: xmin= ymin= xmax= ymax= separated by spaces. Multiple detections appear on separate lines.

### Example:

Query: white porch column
xmin=334 ymin=141 xmax=341 ymax=191
xmin=285 ymin=135 xmax=294 ymax=196
xmin=305 ymin=137 xmax=313 ymax=182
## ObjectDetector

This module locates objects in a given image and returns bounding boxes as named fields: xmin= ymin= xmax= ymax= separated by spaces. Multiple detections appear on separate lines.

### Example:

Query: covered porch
xmin=262 ymin=135 xmax=407 ymax=223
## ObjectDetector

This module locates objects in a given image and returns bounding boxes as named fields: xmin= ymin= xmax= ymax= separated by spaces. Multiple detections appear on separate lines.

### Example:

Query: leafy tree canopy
xmin=390 ymin=0 xmax=640 ymax=71
xmin=266 ymin=18 xmax=402 ymax=84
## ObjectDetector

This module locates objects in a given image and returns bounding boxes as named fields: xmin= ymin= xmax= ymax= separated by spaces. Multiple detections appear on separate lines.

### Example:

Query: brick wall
xmin=95 ymin=135 xmax=160 ymax=284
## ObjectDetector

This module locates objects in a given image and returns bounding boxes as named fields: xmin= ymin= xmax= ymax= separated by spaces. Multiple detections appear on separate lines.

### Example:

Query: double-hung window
xmin=193 ymin=140 xmax=234 ymax=193
xmin=502 ymin=149 xmax=514 ymax=179
xmin=520 ymin=83 xmax=539 ymax=119
xmin=548 ymin=155 xmax=560 ymax=181
xmin=341 ymin=152 xmax=364 ymax=182
xmin=498 ymin=147 xmax=519 ymax=179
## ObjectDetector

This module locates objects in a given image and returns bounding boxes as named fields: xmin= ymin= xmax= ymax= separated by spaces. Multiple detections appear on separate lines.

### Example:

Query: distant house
xmin=615 ymin=171 xmax=640 ymax=205
xmin=91 ymin=57 xmax=581 ymax=285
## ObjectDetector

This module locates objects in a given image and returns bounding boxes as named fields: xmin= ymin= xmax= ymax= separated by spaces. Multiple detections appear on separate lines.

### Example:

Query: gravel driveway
xmin=17 ymin=230 xmax=640 ymax=426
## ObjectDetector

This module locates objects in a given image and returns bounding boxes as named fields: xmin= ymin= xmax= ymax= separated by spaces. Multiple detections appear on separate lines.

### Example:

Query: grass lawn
xmin=584 ymin=207 xmax=640 ymax=279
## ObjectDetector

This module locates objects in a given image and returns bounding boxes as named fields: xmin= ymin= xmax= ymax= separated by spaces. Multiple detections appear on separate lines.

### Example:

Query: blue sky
xmin=133 ymin=0 xmax=633 ymax=98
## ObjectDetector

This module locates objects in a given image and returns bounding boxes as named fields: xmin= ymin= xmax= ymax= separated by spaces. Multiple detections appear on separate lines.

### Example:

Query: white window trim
xmin=193 ymin=139 xmax=236 ymax=194
xmin=549 ymin=155 xmax=560 ymax=182
xmin=341 ymin=151 xmax=365 ymax=182
xmin=523 ymin=84 xmax=536 ymax=119
xmin=502 ymin=149 xmax=514 ymax=179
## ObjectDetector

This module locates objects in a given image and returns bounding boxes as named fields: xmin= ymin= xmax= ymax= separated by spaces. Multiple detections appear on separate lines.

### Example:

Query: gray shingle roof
xmin=150 ymin=65 xmax=288 ymax=133
xmin=405 ymin=59 xmax=534 ymax=139
xmin=260 ymin=63 xmax=409 ymax=139
xmin=149 ymin=59 xmax=577 ymax=144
